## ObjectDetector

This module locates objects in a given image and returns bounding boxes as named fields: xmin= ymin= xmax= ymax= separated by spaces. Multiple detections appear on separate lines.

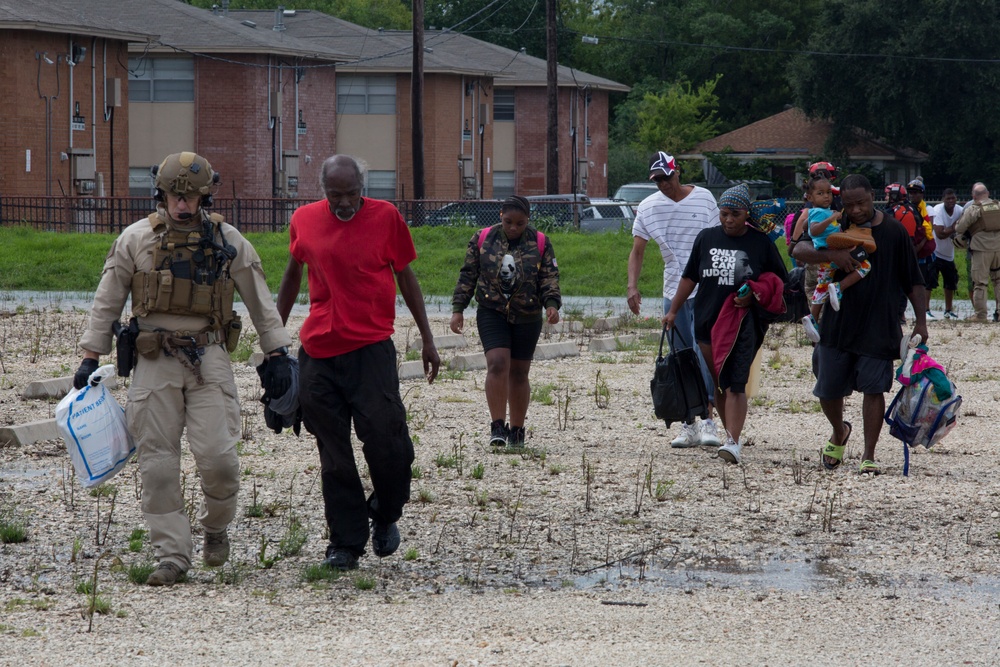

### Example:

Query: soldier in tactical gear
xmin=74 ymin=152 xmax=293 ymax=587
xmin=955 ymin=182 xmax=1000 ymax=321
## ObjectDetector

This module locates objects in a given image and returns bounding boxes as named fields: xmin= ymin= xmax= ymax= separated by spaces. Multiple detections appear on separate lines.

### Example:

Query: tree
xmin=566 ymin=0 xmax=823 ymax=130
xmin=789 ymin=0 xmax=1000 ymax=183
xmin=635 ymin=76 xmax=721 ymax=154
xmin=422 ymin=0 xmax=573 ymax=60
xmin=606 ymin=76 xmax=721 ymax=193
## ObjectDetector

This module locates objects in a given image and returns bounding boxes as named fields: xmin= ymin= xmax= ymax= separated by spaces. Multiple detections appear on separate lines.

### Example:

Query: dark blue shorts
xmin=812 ymin=344 xmax=893 ymax=399
xmin=476 ymin=307 xmax=543 ymax=360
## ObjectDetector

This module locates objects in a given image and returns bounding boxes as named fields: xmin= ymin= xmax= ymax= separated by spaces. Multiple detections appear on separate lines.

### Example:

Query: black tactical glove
xmin=262 ymin=353 xmax=292 ymax=400
xmin=73 ymin=358 xmax=100 ymax=390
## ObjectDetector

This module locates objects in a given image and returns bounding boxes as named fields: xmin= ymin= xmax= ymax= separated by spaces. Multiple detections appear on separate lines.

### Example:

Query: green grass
xmin=302 ymin=564 xmax=344 ymax=583
xmin=0 ymin=518 xmax=27 ymax=544
xmin=0 ymin=226 xmax=666 ymax=298
xmin=1 ymin=224 xmax=976 ymax=304
xmin=127 ymin=562 xmax=157 ymax=585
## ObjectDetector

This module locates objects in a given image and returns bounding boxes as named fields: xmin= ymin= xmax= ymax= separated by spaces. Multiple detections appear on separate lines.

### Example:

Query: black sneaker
xmin=323 ymin=545 xmax=359 ymax=570
xmin=489 ymin=419 xmax=509 ymax=448
xmin=507 ymin=425 xmax=526 ymax=449
xmin=371 ymin=520 xmax=401 ymax=558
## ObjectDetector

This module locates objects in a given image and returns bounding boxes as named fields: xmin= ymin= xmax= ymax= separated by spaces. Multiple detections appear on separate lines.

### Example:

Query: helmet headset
xmin=151 ymin=152 xmax=220 ymax=209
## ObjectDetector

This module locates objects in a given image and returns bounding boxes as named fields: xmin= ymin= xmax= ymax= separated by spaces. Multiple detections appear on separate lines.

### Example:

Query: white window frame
xmin=365 ymin=170 xmax=397 ymax=199
xmin=127 ymin=57 xmax=195 ymax=102
xmin=337 ymin=75 xmax=396 ymax=115
xmin=493 ymin=88 xmax=515 ymax=121
xmin=493 ymin=171 xmax=516 ymax=198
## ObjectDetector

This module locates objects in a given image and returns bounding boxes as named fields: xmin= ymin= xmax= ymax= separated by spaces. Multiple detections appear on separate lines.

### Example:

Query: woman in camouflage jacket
xmin=450 ymin=195 xmax=561 ymax=449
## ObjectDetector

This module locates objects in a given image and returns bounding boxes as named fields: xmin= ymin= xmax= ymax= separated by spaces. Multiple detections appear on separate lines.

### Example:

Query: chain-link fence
xmin=2 ymin=195 xmax=963 ymax=234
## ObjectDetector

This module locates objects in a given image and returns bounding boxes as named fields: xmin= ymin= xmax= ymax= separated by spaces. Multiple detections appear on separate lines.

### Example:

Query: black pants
xmin=299 ymin=340 xmax=414 ymax=556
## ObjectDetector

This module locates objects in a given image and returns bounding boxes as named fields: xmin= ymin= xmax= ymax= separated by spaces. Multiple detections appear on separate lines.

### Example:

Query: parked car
xmin=582 ymin=198 xmax=635 ymax=233
xmin=613 ymin=182 xmax=659 ymax=204
xmin=526 ymin=194 xmax=591 ymax=228
xmin=420 ymin=200 xmax=503 ymax=227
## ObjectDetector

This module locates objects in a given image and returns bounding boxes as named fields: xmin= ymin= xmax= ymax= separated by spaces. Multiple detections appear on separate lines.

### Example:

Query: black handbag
xmin=650 ymin=325 xmax=710 ymax=427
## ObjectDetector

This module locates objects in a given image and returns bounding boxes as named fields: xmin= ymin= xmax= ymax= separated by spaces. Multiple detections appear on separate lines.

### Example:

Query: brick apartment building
xmin=5 ymin=1 xmax=626 ymax=204
xmin=0 ymin=5 xmax=149 ymax=198
xmin=231 ymin=10 xmax=628 ymax=200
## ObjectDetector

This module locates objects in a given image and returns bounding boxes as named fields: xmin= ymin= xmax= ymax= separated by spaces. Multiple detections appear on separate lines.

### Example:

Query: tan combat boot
xmin=146 ymin=562 xmax=184 ymax=587
xmin=203 ymin=529 xmax=230 ymax=567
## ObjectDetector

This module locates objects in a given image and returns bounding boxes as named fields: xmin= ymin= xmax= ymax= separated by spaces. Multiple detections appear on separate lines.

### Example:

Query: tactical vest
xmin=130 ymin=211 xmax=236 ymax=331
xmin=977 ymin=201 xmax=1000 ymax=234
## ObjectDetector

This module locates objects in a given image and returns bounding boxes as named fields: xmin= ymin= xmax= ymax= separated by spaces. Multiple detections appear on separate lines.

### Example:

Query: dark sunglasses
xmin=652 ymin=174 xmax=671 ymax=183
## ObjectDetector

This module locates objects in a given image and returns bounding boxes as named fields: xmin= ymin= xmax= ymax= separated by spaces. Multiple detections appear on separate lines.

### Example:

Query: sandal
xmin=820 ymin=420 xmax=852 ymax=471
xmin=859 ymin=459 xmax=881 ymax=476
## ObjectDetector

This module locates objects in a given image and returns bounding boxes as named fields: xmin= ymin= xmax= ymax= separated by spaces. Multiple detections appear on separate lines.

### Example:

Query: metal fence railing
xmin=0 ymin=196 xmax=514 ymax=233
xmin=2 ymin=195 xmax=954 ymax=234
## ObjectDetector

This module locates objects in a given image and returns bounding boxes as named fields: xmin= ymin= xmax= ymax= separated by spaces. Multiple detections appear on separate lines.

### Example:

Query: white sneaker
xmin=670 ymin=422 xmax=700 ymax=449
xmin=699 ymin=418 xmax=722 ymax=447
xmin=802 ymin=315 xmax=821 ymax=343
xmin=827 ymin=283 xmax=841 ymax=311
xmin=717 ymin=435 xmax=742 ymax=464
xmin=944 ymin=310 xmax=959 ymax=320
xmin=926 ymin=310 xmax=938 ymax=321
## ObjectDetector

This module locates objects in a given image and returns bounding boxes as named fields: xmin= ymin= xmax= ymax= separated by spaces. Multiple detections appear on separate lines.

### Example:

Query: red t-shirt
xmin=289 ymin=198 xmax=416 ymax=358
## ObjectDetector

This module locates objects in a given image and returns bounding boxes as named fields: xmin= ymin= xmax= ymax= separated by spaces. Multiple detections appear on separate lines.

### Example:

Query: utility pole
xmin=545 ymin=0 xmax=558 ymax=194
xmin=412 ymin=0 xmax=426 ymax=223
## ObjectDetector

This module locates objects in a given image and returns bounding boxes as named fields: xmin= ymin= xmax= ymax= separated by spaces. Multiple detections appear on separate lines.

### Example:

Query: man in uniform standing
xmin=276 ymin=154 xmax=440 ymax=571
xmin=955 ymin=182 xmax=1000 ymax=321
xmin=74 ymin=152 xmax=293 ymax=586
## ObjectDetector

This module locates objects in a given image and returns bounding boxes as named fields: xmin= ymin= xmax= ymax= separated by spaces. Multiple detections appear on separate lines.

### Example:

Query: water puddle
xmin=574 ymin=553 xmax=1000 ymax=601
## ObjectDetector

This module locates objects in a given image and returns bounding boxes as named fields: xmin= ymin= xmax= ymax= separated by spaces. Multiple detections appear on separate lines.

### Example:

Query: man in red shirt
xmin=276 ymin=154 xmax=440 ymax=570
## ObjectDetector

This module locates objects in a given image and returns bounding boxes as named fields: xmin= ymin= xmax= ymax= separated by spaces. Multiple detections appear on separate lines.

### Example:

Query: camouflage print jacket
xmin=452 ymin=225 xmax=561 ymax=323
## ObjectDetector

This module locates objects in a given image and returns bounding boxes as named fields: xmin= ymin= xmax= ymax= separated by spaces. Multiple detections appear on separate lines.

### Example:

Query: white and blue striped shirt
xmin=632 ymin=186 xmax=720 ymax=299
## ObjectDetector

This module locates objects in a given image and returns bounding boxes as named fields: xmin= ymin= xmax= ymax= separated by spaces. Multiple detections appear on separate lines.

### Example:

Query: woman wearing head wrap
xmin=451 ymin=195 xmax=562 ymax=450
xmin=663 ymin=183 xmax=788 ymax=464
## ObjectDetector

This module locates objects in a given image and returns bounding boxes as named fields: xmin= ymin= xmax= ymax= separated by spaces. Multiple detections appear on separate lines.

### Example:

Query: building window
xmin=129 ymin=167 xmax=154 ymax=197
xmin=127 ymin=57 xmax=194 ymax=102
xmin=366 ymin=170 xmax=396 ymax=199
xmin=493 ymin=88 xmax=515 ymax=121
xmin=493 ymin=171 xmax=515 ymax=198
xmin=337 ymin=75 xmax=396 ymax=115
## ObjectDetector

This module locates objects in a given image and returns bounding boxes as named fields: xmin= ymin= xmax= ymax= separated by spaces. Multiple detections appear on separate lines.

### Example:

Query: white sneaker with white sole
xmin=670 ymin=422 xmax=701 ymax=448
xmin=699 ymin=418 xmax=722 ymax=447
xmin=717 ymin=435 xmax=742 ymax=464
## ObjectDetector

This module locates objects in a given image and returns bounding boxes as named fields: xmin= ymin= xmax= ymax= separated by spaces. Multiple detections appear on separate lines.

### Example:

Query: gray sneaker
xmin=717 ymin=436 xmax=742 ymax=464
xmin=699 ymin=418 xmax=722 ymax=447
xmin=670 ymin=422 xmax=700 ymax=448
xmin=203 ymin=529 xmax=230 ymax=567
xmin=146 ymin=562 xmax=185 ymax=587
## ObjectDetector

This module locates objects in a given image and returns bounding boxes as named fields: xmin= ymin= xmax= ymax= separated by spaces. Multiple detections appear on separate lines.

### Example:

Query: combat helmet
xmin=152 ymin=152 xmax=219 ymax=206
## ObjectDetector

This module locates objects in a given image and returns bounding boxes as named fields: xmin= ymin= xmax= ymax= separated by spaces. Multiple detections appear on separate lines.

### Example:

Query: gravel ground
xmin=1 ymin=304 xmax=999 ymax=665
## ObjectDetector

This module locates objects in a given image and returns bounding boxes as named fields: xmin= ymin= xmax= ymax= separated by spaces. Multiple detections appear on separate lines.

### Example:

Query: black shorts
xmin=812 ymin=344 xmax=893 ymax=399
xmin=476 ymin=307 xmax=543 ymax=360
xmin=934 ymin=257 xmax=959 ymax=291
xmin=919 ymin=258 xmax=938 ymax=291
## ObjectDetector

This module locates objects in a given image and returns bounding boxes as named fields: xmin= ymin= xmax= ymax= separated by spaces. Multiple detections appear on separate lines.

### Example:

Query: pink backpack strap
xmin=477 ymin=226 xmax=546 ymax=256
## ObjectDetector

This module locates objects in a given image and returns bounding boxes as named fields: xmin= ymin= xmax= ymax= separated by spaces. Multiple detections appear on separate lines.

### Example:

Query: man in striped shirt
xmin=627 ymin=151 xmax=722 ymax=448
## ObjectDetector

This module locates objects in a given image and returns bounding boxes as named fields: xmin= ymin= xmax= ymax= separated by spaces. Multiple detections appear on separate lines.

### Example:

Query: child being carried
xmin=801 ymin=176 xmax=877 ymax=342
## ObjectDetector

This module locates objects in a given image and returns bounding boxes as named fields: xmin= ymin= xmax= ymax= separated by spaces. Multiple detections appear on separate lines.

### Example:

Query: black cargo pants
xmin=299 ymin=340 xmax=414 ymax=556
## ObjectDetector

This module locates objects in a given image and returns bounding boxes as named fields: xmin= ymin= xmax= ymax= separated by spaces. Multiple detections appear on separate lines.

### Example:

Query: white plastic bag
xmin=56 ymin=364 xmax=136 ymax=488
